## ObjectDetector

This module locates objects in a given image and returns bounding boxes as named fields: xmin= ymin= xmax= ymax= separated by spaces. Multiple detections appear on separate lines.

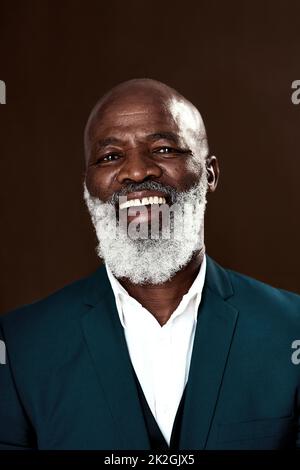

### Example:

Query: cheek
xmin=165 ymin=159 xmax=203 ymax=190
xmin=85 ymin=169 xmax=114 ymax=199
xmin=185 ymin=157 xmax=203 ymax=175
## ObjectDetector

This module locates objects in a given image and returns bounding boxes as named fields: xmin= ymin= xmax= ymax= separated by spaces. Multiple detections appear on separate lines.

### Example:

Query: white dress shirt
xmin=105 ymin=254 xmax=207 ymax=445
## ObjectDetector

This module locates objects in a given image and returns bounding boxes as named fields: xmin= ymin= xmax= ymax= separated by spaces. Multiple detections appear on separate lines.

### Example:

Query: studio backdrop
xmin=0 ymin=0 xmax=300 ymax=314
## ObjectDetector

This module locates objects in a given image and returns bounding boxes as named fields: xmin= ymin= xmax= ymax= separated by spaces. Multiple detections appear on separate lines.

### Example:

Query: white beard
xmin=84 ymin=173 xmax=208 ymax=285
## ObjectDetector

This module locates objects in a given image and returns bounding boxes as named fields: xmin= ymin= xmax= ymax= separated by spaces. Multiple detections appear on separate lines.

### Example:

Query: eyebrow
xmin=146 ymin=132 xmax=180 ymax=144
xmin=95 ymin=137 xmax=123 ymax=150
xmin=95 ymin=131 xmax=181 ymax=150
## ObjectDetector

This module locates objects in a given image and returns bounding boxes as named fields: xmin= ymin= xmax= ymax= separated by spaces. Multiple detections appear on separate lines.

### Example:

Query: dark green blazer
xmin=0 ymin=256 xmax=300 ymax=450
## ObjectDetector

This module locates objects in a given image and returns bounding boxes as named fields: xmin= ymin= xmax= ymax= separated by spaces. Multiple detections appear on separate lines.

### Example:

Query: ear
xmin=206 ymin=155 xmax=219 ymax=192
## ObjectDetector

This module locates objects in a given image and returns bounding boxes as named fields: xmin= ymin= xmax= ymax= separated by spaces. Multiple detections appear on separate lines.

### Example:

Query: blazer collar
xmin=179 ymin=256 xmax=238 ymax=449
xmin=205 ymin=255 xmax=234 ymax=300
xmin=81 ymin=255 xmax=238 ymax=450
xmin=83 ymin=254 xmax=234 ymax=308
xmin=81 ymin=270 xmax=151 ymax=449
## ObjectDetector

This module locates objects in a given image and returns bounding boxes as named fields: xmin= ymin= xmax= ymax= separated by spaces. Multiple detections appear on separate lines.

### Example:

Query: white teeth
xmin=119 ymin=196 xmax=166 ymax=210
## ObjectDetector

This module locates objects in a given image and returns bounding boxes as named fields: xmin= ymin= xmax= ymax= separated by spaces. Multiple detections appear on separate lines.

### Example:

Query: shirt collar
xmin=105 ymin=254 xmax=207 ymax=328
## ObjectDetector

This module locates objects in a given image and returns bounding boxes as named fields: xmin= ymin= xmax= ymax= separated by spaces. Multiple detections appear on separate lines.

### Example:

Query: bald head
xmin=84 ymin=78 xmax=209 ymax=163
xmin=83 ymin=79 xmax=220 ymax=283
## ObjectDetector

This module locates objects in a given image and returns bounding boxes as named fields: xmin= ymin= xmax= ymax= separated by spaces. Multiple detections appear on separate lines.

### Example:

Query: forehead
xmin=86 ymin=94 xmax=201 ymax=144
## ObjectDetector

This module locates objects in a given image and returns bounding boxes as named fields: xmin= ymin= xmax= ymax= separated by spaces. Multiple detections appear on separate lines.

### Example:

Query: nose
xmin=116 ymin=146 xmax=162 ymax=184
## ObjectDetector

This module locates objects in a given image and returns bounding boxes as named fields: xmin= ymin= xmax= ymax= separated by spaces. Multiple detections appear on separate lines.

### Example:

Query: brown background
xmin=0 ymin=0 xmax=299 ymax=314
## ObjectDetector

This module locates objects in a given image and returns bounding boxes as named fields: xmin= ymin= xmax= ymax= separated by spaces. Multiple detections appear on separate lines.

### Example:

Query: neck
xmin=117 ymin=246 xmax=205 ymax=326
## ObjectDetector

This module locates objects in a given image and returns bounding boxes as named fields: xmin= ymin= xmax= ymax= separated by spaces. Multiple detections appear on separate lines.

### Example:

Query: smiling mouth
xmin=119 ymin=196 xmax=167 ymax=210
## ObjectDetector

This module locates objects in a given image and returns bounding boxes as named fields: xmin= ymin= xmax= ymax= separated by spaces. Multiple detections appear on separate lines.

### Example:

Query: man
xmin=0 ymin=79 xmax=300 ymax=450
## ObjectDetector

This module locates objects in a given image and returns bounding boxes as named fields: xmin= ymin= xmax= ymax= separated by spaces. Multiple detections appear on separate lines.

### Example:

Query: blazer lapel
xmin=81 ymin=265 xmax=150 ymax=450
xmin=179 ymin=256 xmax=239 ymax=450
xmin=80 ymin=256 xmax=238 ymax=450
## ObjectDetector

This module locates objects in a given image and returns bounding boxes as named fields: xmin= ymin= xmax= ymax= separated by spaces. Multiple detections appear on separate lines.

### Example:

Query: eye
xmin=94 ymin=153 xmax=121 ymax=165
xmin=103 ymin=153 xmax=120 ymax=162
xmin=154 ymin=147 xmax=178 ymax=154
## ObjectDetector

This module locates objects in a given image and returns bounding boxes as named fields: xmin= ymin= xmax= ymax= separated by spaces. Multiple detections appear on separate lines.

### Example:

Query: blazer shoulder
xmin=225 ymin=266 xmax=300 ymax=318
xmin=0 ymin=265 xmax=106 ymax=335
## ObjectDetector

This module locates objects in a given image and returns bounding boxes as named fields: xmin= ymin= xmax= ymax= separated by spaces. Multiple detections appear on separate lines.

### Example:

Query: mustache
xmin=109 ymin=181 xmax=179 ymax=205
